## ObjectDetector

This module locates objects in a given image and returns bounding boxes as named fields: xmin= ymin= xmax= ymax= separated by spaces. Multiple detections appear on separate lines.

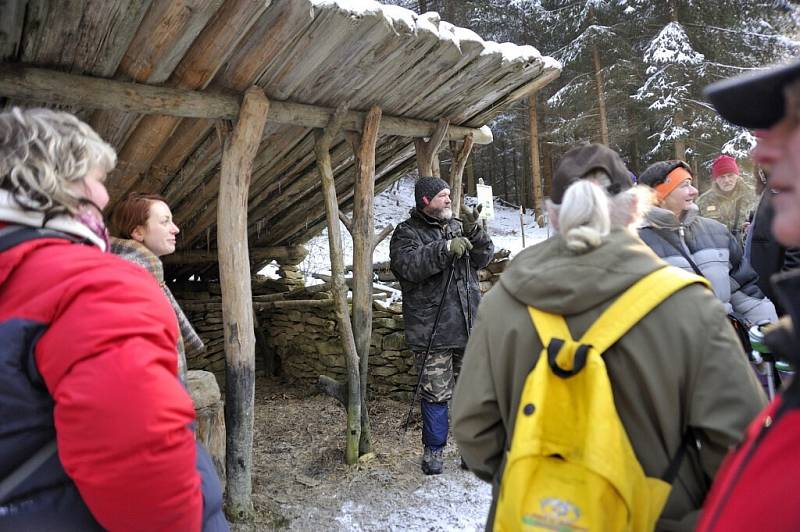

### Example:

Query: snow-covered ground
xmin=267 ymin=176 xmax=552 ymax=282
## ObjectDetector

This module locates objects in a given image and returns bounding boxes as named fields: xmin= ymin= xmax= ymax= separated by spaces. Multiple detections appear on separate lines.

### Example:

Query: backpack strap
xmin=579 ymin=266 xmax=710 ymax=353
xmin=0 ymin=224 xmax=78 ymax=253
xmin=529 ymin=266 xmax=709 ymax=376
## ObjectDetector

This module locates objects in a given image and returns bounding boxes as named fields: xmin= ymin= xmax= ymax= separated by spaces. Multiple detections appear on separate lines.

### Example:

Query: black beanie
xmin=415 ymin=176 xmax=450 ymax=210
xmin=638 ymin=160 xmax=691 ymax=188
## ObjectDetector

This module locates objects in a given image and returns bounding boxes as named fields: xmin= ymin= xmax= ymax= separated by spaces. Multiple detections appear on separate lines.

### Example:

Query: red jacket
xmin=697 ymin=269 xmax=800 ymax=531
xmin=0 ymin=234 xmax=204 ymax=530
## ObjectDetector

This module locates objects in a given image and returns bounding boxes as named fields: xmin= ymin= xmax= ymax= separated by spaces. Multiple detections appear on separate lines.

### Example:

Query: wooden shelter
xmin=0 ymin=0 xmax=560 ymax=518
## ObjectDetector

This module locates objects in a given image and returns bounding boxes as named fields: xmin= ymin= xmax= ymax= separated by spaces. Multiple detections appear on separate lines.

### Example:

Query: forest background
xmin=385 ymin=0 xmax=800 ymax=209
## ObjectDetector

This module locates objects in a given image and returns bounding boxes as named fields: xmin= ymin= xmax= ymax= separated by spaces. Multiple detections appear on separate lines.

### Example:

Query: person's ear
xmin=131 ymin=225 xmax=145 ymax=242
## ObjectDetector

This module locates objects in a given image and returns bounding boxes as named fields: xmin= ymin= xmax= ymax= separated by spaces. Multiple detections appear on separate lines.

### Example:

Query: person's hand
xmin=461 ymin=203 xmax=483 ymax=235
xmin=448 ymin=236 xmax=473 ymax=258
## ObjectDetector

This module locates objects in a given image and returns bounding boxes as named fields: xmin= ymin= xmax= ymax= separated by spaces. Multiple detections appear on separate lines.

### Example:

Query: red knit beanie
xmin=711 ymin=155 xmax=739 ymax=178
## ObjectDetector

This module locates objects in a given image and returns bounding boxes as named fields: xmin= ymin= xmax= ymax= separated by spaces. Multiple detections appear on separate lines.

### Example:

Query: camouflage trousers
xmin=415 ymin=348 xmax=464 ymax=403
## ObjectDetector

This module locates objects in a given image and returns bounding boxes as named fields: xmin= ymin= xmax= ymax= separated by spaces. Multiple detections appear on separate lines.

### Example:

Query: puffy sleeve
xmin=35 ymin=260 xmax=203 ymax=531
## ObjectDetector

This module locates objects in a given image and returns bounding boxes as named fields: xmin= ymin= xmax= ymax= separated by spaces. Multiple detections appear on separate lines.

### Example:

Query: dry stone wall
xmin=175 ymin=254 xmax=510 ymax=399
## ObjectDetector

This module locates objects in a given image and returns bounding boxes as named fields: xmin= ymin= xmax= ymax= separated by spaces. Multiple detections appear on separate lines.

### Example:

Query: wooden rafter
xmin=0 ymin=64 xmax=493 ymax=145
xmin=162 ymin=245 xmax=307 ymax=266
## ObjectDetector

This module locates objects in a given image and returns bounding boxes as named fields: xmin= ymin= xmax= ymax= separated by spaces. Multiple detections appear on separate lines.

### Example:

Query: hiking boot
xmin=421 ymin=447 xmax=444 ymax=475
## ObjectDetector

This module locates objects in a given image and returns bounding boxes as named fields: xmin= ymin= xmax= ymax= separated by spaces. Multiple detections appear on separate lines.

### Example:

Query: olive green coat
xmin=696 ymin=178 xmax=757 ymax=237
xmin=452 ymin=229 xmax=766 ymax=532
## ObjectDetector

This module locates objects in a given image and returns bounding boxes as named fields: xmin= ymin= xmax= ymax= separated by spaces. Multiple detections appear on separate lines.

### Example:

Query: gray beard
xmin=429 ymin=206 xmax=452 ymax=220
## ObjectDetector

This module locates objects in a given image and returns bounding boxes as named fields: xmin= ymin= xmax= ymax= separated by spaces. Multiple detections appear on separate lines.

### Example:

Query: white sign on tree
xmin=476 ymin=183 xmax=494 ymax=219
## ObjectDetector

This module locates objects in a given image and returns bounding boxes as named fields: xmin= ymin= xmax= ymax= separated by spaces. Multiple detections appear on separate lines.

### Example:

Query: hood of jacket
xmin=641 ymin=203 xmax=700 ymax=230
xmin=499 ymin=228 xmax=666 ymax=315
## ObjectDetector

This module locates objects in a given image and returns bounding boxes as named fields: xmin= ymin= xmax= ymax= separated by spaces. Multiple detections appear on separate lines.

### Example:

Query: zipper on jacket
xmin=702 ymin=408 xmax=780 ymax=530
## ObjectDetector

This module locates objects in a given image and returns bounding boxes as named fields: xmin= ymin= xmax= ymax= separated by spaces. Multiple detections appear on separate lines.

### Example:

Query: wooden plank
xmin=162 ymin=245 xmax=307 ymax=266
xmin=111 ymin=0 xmax=268 ymax=199
xmin=175 ymin=125 xmax=310 ymax=243
xmin=0 ymin=65 xmax=492 ymax=144
xmin=0 ymin=0 xmax=27 ymax=61
xmin=119 ymin=0 xmax=223 ymax=84
xmin=136 ymin=2 xmax=318 ymax=206
xmin=313 ymin=107 xmax=361 ymax=464
xmin=217 ymin=86 xmax=269 ymax=520
xmin=152 ymin=118 xmax=217 ymax=197
xmin=448 ymin=134 xmax=474 ymax=217
xmin=0 ymin=64 xmax=240 ymax=117
xmin=18 ymin=0 xmax=152 ymax=76
xmin=349 ymin=106 xmax=381 ymax=454
xmin=90 ymin=0 xmax=222 ymax=149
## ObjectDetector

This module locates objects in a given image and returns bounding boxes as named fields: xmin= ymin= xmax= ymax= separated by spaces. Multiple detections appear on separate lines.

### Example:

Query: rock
xmin=382 ymin=332 xmax=406 ymax=351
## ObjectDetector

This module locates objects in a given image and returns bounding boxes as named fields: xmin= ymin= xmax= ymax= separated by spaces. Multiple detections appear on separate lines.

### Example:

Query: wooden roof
xmin=0 ymin=0 xmax=560 ymax=278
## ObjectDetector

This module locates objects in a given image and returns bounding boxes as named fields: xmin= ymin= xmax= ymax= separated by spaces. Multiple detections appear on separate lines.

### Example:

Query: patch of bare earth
xmin=230 ymin=376 xmax=491 ymax=531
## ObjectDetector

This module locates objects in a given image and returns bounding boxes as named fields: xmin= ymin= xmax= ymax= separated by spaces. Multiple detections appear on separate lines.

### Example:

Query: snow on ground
xmin=334 ymin=468 xmax=492 ymax=532
xmin=270 ymin=176 xmax=552 ymax=283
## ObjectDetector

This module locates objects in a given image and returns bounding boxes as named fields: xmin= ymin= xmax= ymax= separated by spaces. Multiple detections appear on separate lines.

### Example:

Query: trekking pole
xmin=402 ymin=255 xmax=458 ymax=433
xmin=465 ymin=252 xmax=473 ymax=333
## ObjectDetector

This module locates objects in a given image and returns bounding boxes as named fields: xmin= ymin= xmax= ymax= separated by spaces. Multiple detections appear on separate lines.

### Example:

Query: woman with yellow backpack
xmin=452 ymin=144 xmax=765 ymax=531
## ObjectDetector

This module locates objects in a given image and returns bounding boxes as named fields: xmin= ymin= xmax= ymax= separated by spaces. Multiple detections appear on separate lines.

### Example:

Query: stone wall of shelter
xmin=176 ymin=253 xmax=510 ymax=398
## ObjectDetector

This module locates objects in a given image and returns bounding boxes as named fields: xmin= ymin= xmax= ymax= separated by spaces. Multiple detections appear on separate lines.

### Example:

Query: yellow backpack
xmin=493 ymin=266 xmax=709 ymax=532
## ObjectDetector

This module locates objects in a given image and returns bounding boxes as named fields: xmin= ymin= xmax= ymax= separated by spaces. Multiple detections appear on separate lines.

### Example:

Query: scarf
xmin=110 ymin=237 xmax=205 ymax=378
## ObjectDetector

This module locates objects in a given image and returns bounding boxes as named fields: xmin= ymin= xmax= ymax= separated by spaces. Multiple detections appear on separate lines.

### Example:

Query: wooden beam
xmin=349 ymin=105 xmax=381 ymax=455
xmin=448 ymin=134 xmax=474 ymax=218
xmin=162 ymin=245 xmax=307 ymax=266
xmin=0 ymin=64 xmax=493 ymax=144
xmin=110 ymin=0 xmax=269 ymax=199
xmin=313 ymin=106 xmax=362 ymax=465
xmin=414 ymin=118 xmax=449 ymax=177
xmin=217 ymin=86 xmax=269 ymax=521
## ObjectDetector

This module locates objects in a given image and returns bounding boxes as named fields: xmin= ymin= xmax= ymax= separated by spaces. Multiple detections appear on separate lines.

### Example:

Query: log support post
xmin=414 ymin=118 xmax=449 ymax=177
xmin=447 ymin=133 xmax=474 ymax=218
xmin=313 ymin=106 xmax=362 ymax=465
xmin=347 ymin=106 xmax=382 ymax=455
xmin=217 ymin=86 xmax=269 ymax=521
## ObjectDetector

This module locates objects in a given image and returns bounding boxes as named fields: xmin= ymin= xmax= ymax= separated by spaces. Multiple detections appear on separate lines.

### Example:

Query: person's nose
xmin=753 ymin=137 xmax=783 ymax=168
xmin=171 ymin=222 xmax=179 ymax=235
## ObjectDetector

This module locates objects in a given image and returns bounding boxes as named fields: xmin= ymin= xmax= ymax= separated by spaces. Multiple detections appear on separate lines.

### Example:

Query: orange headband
xmin=654 ymin=166 xmax=692 ymax=202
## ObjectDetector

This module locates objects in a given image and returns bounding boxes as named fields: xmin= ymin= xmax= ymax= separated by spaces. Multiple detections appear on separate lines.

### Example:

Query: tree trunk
xmin=447 ymin=135 xmax=475 ymax=217
xmin=528 ymin=94 xmax=543 ymax=217
xmin=313 ymin=108 xmax=361 ymax=465
xmin=466 ymin=156 xmax=476 ymax=197
xmin=349 ymin=106 xmax=382 ymax=456
xmin=218 ymin=86 xmax=269 ymax=521
xmin=591 ymin=45 xmax=609 ymax=146
xmin=414 ymin=118 xmax=449 ymax=177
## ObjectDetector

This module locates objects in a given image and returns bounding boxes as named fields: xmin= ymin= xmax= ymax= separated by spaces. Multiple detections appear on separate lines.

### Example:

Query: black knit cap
xmin=415 ymin=176 xmax=450 ymax=210
xmin=638 ymin=160 xmax=692 ymax=188
xmin=551 ymin=144 xmax=633 ymax=204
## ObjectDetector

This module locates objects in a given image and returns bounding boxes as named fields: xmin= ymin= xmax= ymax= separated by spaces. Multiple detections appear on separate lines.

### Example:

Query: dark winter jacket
xmin=745 ymin=190 xmax=800 ymax=315
xmin=453 ymin=229 xmax=766 ymax=531
xmin=0 ymin=200 xmax=227 ymax=531
xmin=389 ymin=208 xmax=494 ymax=352
xmin=696 ymin=178 xmax=757 ymax=238
xmin=697 ymin=269 xmax=800 ymax=531
xmin=639 ymin=205 xmax=777 ymax=325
